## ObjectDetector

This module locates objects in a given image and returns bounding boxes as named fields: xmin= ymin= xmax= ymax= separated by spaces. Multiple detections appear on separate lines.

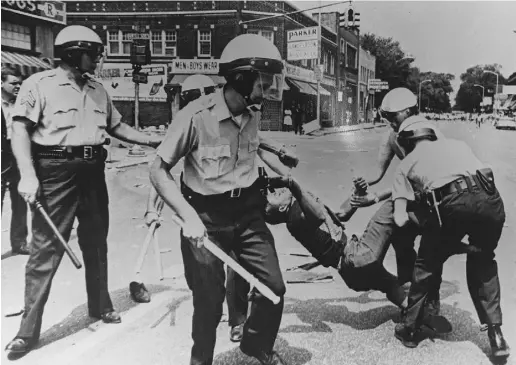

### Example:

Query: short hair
xmin=1 ymin=66 xmax=22 ymax=82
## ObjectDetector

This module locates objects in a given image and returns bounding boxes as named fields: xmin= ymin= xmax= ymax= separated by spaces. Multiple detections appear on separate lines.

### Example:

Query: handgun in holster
xmin=475 ymin=167 xmax=496 ymax=195
xmin=257 ymin=167 xmax=274 ymax=195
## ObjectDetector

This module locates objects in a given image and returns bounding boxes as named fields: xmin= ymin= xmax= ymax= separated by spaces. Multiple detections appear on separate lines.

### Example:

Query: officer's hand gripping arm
xmin=108 ymin=123 xmax=162 ymax=148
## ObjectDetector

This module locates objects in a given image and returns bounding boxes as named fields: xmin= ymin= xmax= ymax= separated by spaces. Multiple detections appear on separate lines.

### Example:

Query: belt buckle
xmin=230 ymin=188 xmax=241 ymax=198
xmin=83 ymin=146 xmax=93 ymax=160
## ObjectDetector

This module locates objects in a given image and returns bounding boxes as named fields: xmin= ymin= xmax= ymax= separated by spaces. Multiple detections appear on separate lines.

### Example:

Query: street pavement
xmin=1 ymin=121 xmax=515 ymax=365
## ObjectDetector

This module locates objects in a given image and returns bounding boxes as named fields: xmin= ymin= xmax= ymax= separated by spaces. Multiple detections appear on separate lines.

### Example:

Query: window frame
xmin=247 ymin=29 xmax=275 ymax=44
xmin=346 ymin=43 xmax=357 ymax=69
xmin=2 ymin=22 xmax=31 ymax=50
xmin=197 ymin=30 xmax=212 ymax=57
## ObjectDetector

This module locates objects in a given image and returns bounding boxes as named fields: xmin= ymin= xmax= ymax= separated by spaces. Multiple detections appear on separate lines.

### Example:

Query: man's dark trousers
xmin=181 ymin=187 xmax=285 ymax=365
xmin=226 ymin=265 xmax=250 ymax=328
xmin=17 ymin=156 xmax=114 ymax=341
xmin=404 ymin=187 xmax=505 ymax=330
xmin=1 ymin=164 xmax=28 ymax=251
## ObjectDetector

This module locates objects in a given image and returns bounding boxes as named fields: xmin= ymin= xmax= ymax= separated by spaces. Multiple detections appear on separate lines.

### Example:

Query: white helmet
xmin=181 ymin=74 xmax=215 ymax=93
xmin=219 ymin=34 xmax=283 ymax=76
xmin=55 ymin=25 xmax=104 ymax=59
xmin=397 ymin=116 xmax=438 ymax=151
xmin=380 ymin=87 xmax=417 ymax=113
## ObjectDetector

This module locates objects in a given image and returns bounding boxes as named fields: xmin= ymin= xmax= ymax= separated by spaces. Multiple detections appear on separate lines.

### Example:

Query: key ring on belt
xmin=430 ymin=190 xmax=443 ymax=227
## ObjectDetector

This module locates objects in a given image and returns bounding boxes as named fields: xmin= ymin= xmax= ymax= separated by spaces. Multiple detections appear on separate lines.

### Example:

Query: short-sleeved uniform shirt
xmin=1 ymin=99 xmax=15 ymax=139
xmin=12 ymin=67 xmax=122 ymax=146
xmin=157 ymin=88 xmax=261 ymax=195
xmin=392 ymin=138 xmax=485 ymax=201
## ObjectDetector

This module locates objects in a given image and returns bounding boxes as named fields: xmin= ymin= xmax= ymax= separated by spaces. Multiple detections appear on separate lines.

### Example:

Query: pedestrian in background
xmin=5 ymin=25 xmax=162 ymax=355
xmin=392 ymin=119 xmax=509 ymax=358
xmin=283 ymin=108 xmax=292 ymax=132
xmin=1 ymin=66 xmax=29 ymax=255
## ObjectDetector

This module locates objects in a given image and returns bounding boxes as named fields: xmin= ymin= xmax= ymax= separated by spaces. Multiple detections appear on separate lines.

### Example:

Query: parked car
xmin=495 ymin=117 xmax=516 ymax=130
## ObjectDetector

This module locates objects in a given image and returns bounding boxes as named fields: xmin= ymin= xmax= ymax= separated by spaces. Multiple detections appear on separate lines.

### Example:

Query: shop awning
xmin=286 ymin=78 xmax=331 ymax=96
xmin=168 ymin=74 xmax=226 ymax=87
xmin=1 ymin=51 xmax=52 ymax=78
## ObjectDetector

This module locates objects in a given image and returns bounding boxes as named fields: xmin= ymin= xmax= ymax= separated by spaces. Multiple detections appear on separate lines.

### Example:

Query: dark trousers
xmin=226 ymin=265 xmax=250 ymax=327
xmin=1 ymin=163 xmax=28 ymax=250
xmin=17 ymin=157 xmax=113 ymax=341
xmin=341 ymin=200 xmax=442 ymax=305
xmin=404 ymin=188 xmax=505 ymax=330
xmin=181 ymin=189 xmax=285 ymax=365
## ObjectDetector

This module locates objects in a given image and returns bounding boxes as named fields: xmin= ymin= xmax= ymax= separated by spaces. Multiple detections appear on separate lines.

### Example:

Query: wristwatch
xmin=373 ymin=194 xmax=380 ymax=204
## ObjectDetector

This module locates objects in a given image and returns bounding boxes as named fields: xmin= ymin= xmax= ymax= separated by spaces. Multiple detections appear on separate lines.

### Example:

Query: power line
xmin=239 ymin=1 xmax=348 ymax=25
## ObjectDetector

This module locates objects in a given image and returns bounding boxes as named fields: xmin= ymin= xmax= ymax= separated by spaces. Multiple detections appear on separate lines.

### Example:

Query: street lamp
xmin=483 ymin=70 xmax=499 ymax=113
xmin=474 ymin=84 xmax=485 ymax=106
xmin=418 ymin=79 xmax=431 ymax=113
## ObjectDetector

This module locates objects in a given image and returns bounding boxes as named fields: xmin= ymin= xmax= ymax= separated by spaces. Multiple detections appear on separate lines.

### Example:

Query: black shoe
xmin=425 ymin=298 xmax=440 ymax=316
xmin=12 ymin=245 xmax=30 ymax=255
xmin=240 ymin=342 xmax=286 ymax=365
xmin=394 ymin=323 xmax=420 ymax=348
xmin=5 ymin=338 xmax=34 ymax=354
xmin=129 ymin=281 xmax=151 ymax=303
xmin=230 ymin=323 xmax=244 ymax=343
xmin=90 ymin=310 xmax=122 ymax=324
xmin=488 ymin=325 xmax=510 ymax=358
xmin=422 ymin=314 xmax=452 ymax=334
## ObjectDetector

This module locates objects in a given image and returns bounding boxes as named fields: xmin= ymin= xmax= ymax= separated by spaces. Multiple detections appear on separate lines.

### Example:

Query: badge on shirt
xmin=21 ymin=90 xmax=36 ymax=108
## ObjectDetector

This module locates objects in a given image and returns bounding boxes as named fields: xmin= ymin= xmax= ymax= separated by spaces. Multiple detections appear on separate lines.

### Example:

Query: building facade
xmin=359 ymin=47 xmax=376 ymax=122
xmin=65 ymin=1 xmax=364 ymax=129
xmin=1 ymin=0 xmax=66 ymax=77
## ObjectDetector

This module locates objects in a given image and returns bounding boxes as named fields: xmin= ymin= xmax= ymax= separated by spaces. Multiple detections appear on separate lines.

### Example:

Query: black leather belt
xmin=182 ymin=179 xmax=261 ymax=201
xmin=426 ymin=175 xmax=478 ymax=205
xmin=33 ymin=144 xmax=104 ymax=160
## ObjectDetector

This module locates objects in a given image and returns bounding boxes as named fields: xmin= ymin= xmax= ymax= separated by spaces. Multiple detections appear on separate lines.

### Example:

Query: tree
xmin=360 ymin=33 xmax=413 ymax=108
xmin=454 ymin=64 xmax=507 ymax=112
xmin=412 ymin=71 xmax=455 ymax=113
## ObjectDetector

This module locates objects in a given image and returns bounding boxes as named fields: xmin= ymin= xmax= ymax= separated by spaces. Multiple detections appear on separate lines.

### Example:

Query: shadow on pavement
xmin=31 ymin=284 xmax=173 ymax=351
xmin=213 ymin=336 xmax=312 ymax=365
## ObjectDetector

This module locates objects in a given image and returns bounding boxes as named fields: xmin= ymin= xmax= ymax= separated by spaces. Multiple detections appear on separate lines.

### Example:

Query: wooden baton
xmin=170 ymin=215 xmax=281 ymax=305
xmin=33 ymin=200 xmax=82 ymax=269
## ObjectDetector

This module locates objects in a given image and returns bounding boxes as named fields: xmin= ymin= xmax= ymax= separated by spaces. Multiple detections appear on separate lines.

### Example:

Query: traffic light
xmin=130 ymin=38 xmax=151 ymax=66
xmin=347 ymin=8 xmax=354 ymax=23
xmin=339 ymin=8 xmax=360 ymax=29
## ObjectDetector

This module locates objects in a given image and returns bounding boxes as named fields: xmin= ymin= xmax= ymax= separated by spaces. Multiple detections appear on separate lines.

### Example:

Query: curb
xmin=308 ymin=123 xmax=388 ymax=137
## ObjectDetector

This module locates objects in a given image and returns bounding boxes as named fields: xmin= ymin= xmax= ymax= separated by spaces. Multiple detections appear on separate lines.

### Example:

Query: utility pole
xmin=316 ymin=0 xmax=322 ymax=128
xmin=356 ymin=27 xmax=360 ymax=124
xmin=335 ymin=12 xmax=341 ymax=126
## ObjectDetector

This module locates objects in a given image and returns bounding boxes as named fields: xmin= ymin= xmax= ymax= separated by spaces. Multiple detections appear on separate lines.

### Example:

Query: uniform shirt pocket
xmin=93 ymin=107 xmax=108 ymax=129
xmin=198 ymin=144 xmax=231 ymax=179
xmin=52 ymin=104 xmax=78 ymax=130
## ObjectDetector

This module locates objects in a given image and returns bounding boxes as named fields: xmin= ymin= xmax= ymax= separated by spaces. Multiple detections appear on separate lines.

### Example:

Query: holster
xmin=475 ymin=167 xmax=496 ymax=195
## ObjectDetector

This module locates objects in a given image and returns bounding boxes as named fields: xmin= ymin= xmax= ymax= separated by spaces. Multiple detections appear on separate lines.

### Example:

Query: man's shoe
xmin=101 ymin=311 xmax=121 ymax=324
xmin=241 ymin=343 xmax=286 ymax=365
xmin=425 ymin=298 xmax=440 ymax=316
xmin=129 ymin=281 xmax=151 ymax=303
xmin=488 ymin=325 xmax=510 ymax=358
xmin=5 ymin=338 xmax=34 ymax=354
xmin=422 ymin=314 xmax=452 ymax=334
xmin=394 ymin=323 xmax=420 ymax=348
xmin=230 ymin=323 xmax=244 ymax=342
xmin=12 ymin=245 xmax=30 ymax=255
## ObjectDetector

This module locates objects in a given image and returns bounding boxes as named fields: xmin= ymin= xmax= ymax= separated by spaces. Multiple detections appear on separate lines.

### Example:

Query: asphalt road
xmin=1 ymin=121 xmax=515 ymax=365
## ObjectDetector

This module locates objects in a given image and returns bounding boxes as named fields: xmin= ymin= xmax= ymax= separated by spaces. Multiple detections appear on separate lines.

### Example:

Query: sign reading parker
xmin=287 ymin=26 xmax=319 ymax=61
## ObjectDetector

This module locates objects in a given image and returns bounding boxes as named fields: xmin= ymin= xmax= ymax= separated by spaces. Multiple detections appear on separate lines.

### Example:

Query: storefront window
xmin=247 ymin=29 xmax=274 ymax=44
xmin=2 ymin=22 xmax=31 ymax=50
xmin=346 ymin=44 xmax=357 ymax=68
xmin=198 ymin=30 xmax=211 ymax=57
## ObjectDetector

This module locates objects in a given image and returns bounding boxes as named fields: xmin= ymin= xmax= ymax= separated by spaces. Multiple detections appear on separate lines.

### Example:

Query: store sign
xmin=95 ymin=64 xmax=168 ymax=102
xmin=368 ymin=78 xmax=389 ymax=91
xmin=1 ymin=1 xmax=66 ymax=25
xmin=169 ymin=59 xmax=220 ymax=74
xmin=285 ymin=63 xmax=318 ymax=84
xmin=287 ymin=26 xmax=319 ymax=61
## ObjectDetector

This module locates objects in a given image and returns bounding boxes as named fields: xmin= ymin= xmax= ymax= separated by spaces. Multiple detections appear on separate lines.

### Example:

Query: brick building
xmin=1 ymin=0 xmax=66 ymax=77
xmin=65 ymin=1 xmax=363 ymax=129
xmin=359 ymin=48 xmax=376 ymax=122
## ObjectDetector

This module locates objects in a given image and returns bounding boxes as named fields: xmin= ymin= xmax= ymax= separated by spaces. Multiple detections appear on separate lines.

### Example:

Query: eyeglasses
xmin=181 ymin=86 xmax=216 ymax=104
xmin=378 ymin=109 xmax=398 ymax=122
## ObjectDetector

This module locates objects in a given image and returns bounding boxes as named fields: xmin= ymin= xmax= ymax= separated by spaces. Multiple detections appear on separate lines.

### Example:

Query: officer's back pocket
xmin=199 ymin=144 xmax=231 ymax=178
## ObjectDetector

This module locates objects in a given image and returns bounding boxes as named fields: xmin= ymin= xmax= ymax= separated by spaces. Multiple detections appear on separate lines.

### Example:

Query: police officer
xmin=6 ymin=25 xmax=162 ymax=354
xmin=150 ymin=34 xmax=290 ymax=365
xmin=130 ymin=74 xmax=219 ymax=303
xmin=392 ymin=119 xmax=509 ymax=358
xmin=344 ymin=88 xmax=443 ymax=313
xmin=1 ymin=66 xmax=29 ymax=255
